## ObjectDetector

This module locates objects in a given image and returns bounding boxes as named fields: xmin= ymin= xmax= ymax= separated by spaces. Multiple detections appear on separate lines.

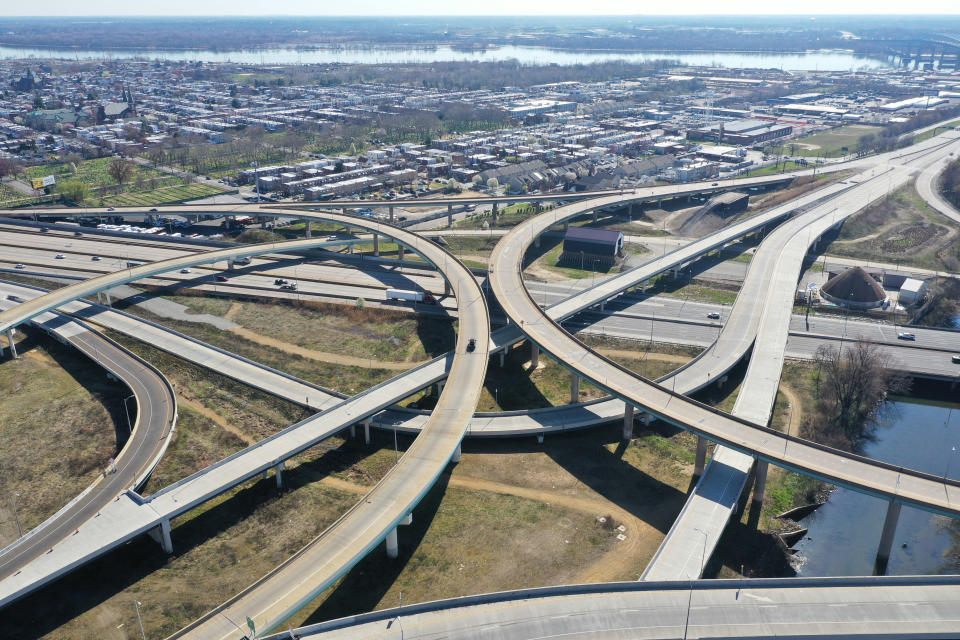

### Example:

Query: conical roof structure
xmin=820 ymin=266 xmax=886 ymax=308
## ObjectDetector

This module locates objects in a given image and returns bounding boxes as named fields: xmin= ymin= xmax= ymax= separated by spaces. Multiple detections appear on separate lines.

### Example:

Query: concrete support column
xmin=592 ymin=211 xmax=598 ymax=224
xmin=104 ymin=291 xmax=111 ymax=307
xmin=444 ymin=280 xmax=452 ymax=296
xmin=6 ymin=329 xmax=17 ymax=359
xmin=875 ymin=501 xmax=902 ymax=575
xmin=569 ymin=373 xmax=580 ymax=404
xmin=152 ymin=518 xmax=173 ymax=554
xmin=530 ymin=342 xmax=539 ymax=368
xmin=622 ymin=403 xmax=635 ymax=440
xmin=401 ymin=513 xmax=413 ymax=526
xmin=398 ymin=245 xmax=405 ymax=260
xmin=348 ymin=244 xmax=354 ymax=254
xmin=694 ymin=436 xmax=708 ymax=477
xmin=363 ymin=419 xmax=371 ymax=445
xmin=386 ymin=528 xmax=399 ymax=559
xmin=534 ymin=235 xmax=541 ymax=248
xmin=97 ymin=292 xmax=103 ymax=305
xmin=751 ymin=460 xmax=769 ymax=510
xmin=499 ymin=350 xmax=506 ymax=368
xmin=491 ymin=202 xmax=499 ymax=225
xmin=563 ymin=222 xmax=568 ymax=231
xmin=389 ymin=206 xmax=395 ymax=223
xmin=451 ymin=443 xmax=462 ymax=463
xmin=447 ymin=204 xmax=453 ymax=227
xmin=672 ymin=268 xmax=680 ymax=280
xmin=305 ymin=220 xmax=312 ymax=238
xmin=274 ymin=462 xmax=285 ymax=489
xmin=373 ymin=234 xmax=380 ymax=257
xmin=350 ymin=424 xmax=356 ymax=438
xmin=641 ymin=280 xmax=648 ymax=293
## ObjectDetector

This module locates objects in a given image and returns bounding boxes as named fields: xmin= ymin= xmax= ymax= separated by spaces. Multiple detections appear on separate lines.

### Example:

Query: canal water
xmin=793 ymin=397 xmax=960 ymax=576
xmin=0 ymin=44 xmax=890 ymax=71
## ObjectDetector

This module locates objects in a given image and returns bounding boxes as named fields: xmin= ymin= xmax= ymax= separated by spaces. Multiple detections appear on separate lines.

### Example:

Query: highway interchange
xmin=1 ymin=125 xmax=960 ymax=638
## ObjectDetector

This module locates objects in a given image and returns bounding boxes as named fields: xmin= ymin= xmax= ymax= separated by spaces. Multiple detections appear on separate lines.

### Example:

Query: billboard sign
xmin=31 ymin=175 xmax=56 ymax=190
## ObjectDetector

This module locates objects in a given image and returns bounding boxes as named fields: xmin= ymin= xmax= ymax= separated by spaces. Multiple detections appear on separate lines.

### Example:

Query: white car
xmin=897 ymin=332 xmax=916 ymax=341
xmin=55 ymin=254 xmax=65 ymax=259
xmin=14 ymin=263 xmax=25 ymax=269
xmin=92 ymin=256 xmax=101 ymax=261
xmin=180 ymin=268 xmax=191 ymax=274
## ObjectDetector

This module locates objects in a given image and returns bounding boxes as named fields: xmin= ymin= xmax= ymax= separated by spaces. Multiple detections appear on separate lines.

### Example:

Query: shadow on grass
xmin=297 ymin=472 xmax=453 ymax=625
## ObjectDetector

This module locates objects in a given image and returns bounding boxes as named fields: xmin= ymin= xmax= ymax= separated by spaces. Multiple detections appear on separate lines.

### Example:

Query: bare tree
xmin=805 ymin=340 xmax=910 ymax=450
xmin=108 ymin=158 xmax=134 ymax=186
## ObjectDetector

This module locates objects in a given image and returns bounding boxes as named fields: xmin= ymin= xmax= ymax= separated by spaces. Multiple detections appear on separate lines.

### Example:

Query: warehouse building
xmin=559 ymin=227 xmax=624 ymax=269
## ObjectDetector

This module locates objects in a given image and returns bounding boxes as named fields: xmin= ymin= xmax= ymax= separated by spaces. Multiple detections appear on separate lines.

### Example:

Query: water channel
xmin=794 ymin=397 xmax=960 ymax=576
xmin=0 ymin=44 xmax=890 ymax=71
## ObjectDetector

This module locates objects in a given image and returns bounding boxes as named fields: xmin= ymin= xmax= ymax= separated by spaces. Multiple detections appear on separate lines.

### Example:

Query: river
xmin=0 ymin=44 xmax=890 ymax=71
xmin=793 ymin=397 xmax=960 ymax=576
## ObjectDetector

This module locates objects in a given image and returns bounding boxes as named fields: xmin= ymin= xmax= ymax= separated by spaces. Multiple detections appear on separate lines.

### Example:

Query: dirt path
xmin=779 ymin=383 xmax=804 ymax=435
xmin=595 ymin=349 xmax=690 ymax=364
xmin=314 ymin=471 xmax=658 ymax=583
xmin=223 ymin=303 xmax=427 ymax=371
xmin=178 ymin=396 xmax=257 ymax=446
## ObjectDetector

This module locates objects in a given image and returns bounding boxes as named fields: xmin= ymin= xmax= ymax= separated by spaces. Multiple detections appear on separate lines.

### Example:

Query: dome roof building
xmin=819 ymin=266 xmax=887 ymax=310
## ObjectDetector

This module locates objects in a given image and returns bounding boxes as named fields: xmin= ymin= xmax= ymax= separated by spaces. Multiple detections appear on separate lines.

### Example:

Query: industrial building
xmin=559 ymin=227 xmax=625 ymax=269
xmin=819 ymin=266 xmax=888 ymax=310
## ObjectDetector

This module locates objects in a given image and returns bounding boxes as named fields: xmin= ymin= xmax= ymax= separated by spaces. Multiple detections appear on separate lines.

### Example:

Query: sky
xmin=3 ymin=1 xmax=960 ymax=16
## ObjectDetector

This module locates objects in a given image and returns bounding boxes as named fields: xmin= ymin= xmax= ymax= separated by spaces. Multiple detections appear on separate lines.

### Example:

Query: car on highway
xmin=952 ymin=354 xmax=960 ymax=364
xmin=279 ymin=282 xmax=297 ymax=290
xmin=14 ymin=263 xmax=25 ymax=269
xmin=92 ymin=256 xmax=101 ymax=261
xmin=216 ymin=275 xmax=229 ymax=282
xmin=897 ymin=332 xmax=916 ymax=341
xmin=55 ymin=254 xmax=65 ymax=259
xmin=180 ymin=268 xmax=191 ymax=274
xmin=74 ymin=231 xmax=83 ymax=237
xmin=274 ymin=278 xmax=288 ymax=285
xmin=712 ymin=182 xmax=718 ymax=186
xmin=707 ymin=312 xmax=721 ymax=319
xmin=466 ymin=338 xmax=477 ymax=352
xmin=107 ymin=207 xmax=116 ymax=211
xmin=149 ymin=208 xmax=158 ymax=212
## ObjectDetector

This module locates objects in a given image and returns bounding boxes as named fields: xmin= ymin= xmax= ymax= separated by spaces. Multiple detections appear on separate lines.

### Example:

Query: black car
xmin=466 ymin=338 xmax=476 ymax=353
xmin=274 ymin=278 xmax=288 ymax=285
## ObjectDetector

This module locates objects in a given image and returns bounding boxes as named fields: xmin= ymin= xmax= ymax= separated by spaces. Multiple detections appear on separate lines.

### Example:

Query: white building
xmin=898 ymin=278 xmax=927 ymax=306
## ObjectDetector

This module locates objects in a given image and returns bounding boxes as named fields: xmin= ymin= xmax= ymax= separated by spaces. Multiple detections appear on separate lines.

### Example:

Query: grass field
xmin=827 ymin=182 xmax=957 ymax=271
xmin=777 ymin=125 xmax=883 ymax=158
xmin=0 ymin=329 xmax=127 ymax=547
xmin=95 ymin=183 xmax=230 ymax=207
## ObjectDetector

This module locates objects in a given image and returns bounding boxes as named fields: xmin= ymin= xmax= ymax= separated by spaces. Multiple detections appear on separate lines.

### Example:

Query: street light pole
xmin=123 ymin=394 xmax=136 ymax=436
xmin=134 ymin=600 xmax=147 ymax=640
xmin=11 ymin=493 xmax=22 ymax=538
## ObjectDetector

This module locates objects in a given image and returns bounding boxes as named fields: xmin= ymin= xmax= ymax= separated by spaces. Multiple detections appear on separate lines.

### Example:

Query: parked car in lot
xmin=897 ymin=332 xmax=916 ymax=341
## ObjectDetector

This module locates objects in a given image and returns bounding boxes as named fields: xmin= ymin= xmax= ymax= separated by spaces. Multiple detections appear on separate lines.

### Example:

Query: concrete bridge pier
xmin=499 ymin=349 xmax=506 ymax=368
xmin=694 ymin=436 xmax=708 ymax=477
xmin=530 ymin=342 xmax=539 ymax=368
xmin=448 ymin=204 xmax=454 ymax=227
xmin=389 ymin=206 xmax=395 ymax=223
xmin=672 ymin=268 xmax=680 ymax=280
xmin=349 ymin=424 xmax=356 ymax=439
xmin=641 ymin=280 xmax=648 ymax=293
xmin=305 ymin=221 xmax=312 ymax=238
xmin=751 ymin=460 xmax=769 ymax=511
xmin=622 ymin=404 xmax=635 ymax=440
xmin=6 ymin=329 xmax=17 ymax=359
xmin=274 ymin=462 xmax=285 ymax=489
xmin=398 ymin=245 xmax=405 ymax=260
xmin=874 ymin=501 xmax=902 ymax=575
xmin=373 ymin=234 xmax=380 ymax=257
xmin=386 ymin=528 xmax=399 ymax=558
xmin=592 ymin=211 xmax=598 ymax=224
xmin=569 ymin=373 xmax=580 ymax=404
xmin=491 ymin=202 xmax=498 ymax=225
xmin=534 ymin=235 xmax=541 ymax=248
xmin=363 ymin=419 xmax=371 ymax=445
xmin=387 ymin=513 xmax=415 ymax=559
xmin=149 ymin=518 xmax=174 ymax=554
xmin=451 ymin=443 xmax=462 ymax=463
